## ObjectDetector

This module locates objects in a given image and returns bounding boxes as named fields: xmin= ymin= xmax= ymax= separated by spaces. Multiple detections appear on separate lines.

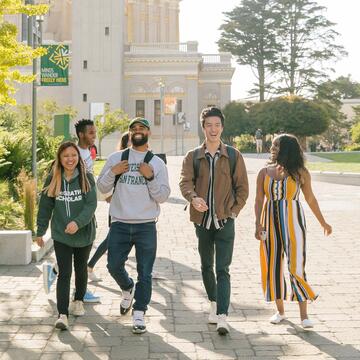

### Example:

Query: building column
xmin=186 ymin=76 xmax=200 ymax=142
xmin=220 ymin=82 xmax=231 ymax=108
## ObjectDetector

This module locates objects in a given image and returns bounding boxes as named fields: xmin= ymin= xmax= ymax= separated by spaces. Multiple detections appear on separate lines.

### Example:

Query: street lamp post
xmin=27 ymin=1 xmax=43 ymax=183
xmin=159 ymin=81 xmax=165 ymax=153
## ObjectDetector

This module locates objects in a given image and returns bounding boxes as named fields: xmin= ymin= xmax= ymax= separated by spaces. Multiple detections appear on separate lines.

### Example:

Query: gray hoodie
xmin=97 ymin=148 xmax=170 ymax=223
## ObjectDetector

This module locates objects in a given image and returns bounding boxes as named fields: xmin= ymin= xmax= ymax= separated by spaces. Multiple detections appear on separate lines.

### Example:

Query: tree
xmin=218 ymin=0 xmax=280 ymax=101
xmin=313 ymin=76 xmax=360 ymax=150
xmin=94 ymin=108 xmax=129 ymax=157
xmin=222 ymin=101 xmax=252 ymax=143
xmin=0 ymin=101 xmax=77 ymax=179
xmin=316 ymin=76 xmax=360 ymax=103
xmin=0 ymin=0 xmax=48 ymax=105
xmin=249 ymin=96 xmax=330 ymax=138
xmin=274 ymin=0 xmax=347 ymax=95
xmin=351 ymin=121 xmax=360 ymax=144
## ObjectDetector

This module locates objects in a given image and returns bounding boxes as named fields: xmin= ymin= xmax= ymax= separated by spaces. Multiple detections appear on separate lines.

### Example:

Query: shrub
xmin=351 ymin=122 xmax=360 ymax=144
xmin=0 ymin=130 xmax=31 ymax=179
xmin=0 ymin=180 xmax=24 ymax=230
xmin=234 ymin=134 xmax=256 ymax=153
xmin=17 ymin=170 xmax=37 ymax=234
xmin=345 ymin=143 xmax=360 ymax=151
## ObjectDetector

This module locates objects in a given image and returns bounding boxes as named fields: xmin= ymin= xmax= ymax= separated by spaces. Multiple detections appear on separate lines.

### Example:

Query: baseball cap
xmin=128 ymin=117 xmax=150 ymax=130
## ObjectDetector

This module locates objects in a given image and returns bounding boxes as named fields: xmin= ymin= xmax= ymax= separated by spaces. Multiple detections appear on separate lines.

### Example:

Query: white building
xmin=14 ymin=0 xmax=234 ymax=155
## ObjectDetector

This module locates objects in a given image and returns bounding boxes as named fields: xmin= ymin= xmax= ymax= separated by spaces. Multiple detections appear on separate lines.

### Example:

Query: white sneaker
xmin=88 ymin=270 xmax=102 ymax=282
xmin=269 ymin=311 xmax=286 ymax=324
xmin=208 ymin=301 xmax=218 ymax=324
xmin=301 ymin=318 xmax=314 ymax=329
xmin=120 ymin=286 xmax=134 ymax=315
xmin=132 ymin=310 xmax=146 ymax=334
xmin=55 ymin=314 xmax=68 ymax=330
xmin=216 ymin=314 xmax=229 ymax=335
xmin=70 ymin=300 xmax=85 ymax=316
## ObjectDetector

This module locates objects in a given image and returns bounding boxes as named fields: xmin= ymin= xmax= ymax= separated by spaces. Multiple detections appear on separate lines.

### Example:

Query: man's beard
xmin=131 ymin=133 xmax=148 ymax=146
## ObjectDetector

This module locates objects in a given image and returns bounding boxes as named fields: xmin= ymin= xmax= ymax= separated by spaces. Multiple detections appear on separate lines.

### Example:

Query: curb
xmin=31 ymin=231 xmax=53 ymax=262
xmin=310 ymin=171 xmax=360 ymax=186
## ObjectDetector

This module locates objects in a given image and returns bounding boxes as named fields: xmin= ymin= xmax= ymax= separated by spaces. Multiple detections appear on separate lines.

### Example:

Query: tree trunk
xmin=98 ymin=138 xmax=102 ymax=159
xmin=298 ymin=136 xmax=307 ymax=151
xmin=258 ymin=63 xmax=265 ymax=102
xmin=289 ymin=2 xmax=298 ymax=95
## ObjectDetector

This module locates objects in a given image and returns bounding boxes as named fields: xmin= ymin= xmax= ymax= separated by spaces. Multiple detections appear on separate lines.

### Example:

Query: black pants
xmin=88 ymin=234 xmax=108 ymax=269
xmin=195 ymin=219 xmax=235 ymax=315
xmin=53 ymin=241 xmax=92 ymax=316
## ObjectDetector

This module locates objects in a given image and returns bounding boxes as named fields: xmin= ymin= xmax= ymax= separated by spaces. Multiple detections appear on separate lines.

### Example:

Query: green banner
xmin=41 ymin=44 xmax=69 ymax=86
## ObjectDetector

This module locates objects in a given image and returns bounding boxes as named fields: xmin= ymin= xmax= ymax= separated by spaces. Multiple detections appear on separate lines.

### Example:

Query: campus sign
xmin=41 ymin=44 xmax=69 ymax=86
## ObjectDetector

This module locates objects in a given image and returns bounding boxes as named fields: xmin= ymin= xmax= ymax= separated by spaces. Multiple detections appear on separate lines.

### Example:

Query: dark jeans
xmin=53 ymin=240 xmax=92 ymax=316
xmin=88 ymin=234 xmax=108 ymax=269
xmin=107 ymin=221 xmax=157 ymax=312
xmin=195 ymin=219 xmax=235 ymax=315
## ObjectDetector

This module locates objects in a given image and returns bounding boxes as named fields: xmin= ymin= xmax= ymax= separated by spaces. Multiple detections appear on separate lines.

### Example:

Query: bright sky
xmin=180 ymin=0 xmax=360 ymax=100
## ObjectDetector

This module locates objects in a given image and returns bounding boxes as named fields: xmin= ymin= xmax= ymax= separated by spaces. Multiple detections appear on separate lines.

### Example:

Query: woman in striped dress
xmin=254 ymin=134 xmax=332 ymax=328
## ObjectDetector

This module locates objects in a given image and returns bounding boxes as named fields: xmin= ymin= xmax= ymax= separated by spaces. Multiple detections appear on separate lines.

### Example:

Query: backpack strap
xmin=112 ymin=148 xmax=130 ymax=191
xmin=225 ymin=145 xmax=236 ymax=177
xmin=121 ymin=148 xmax=130 ymax=161
xmin=143 ymin=151 xmax=154 ymax=164
xmin=225 ymin=145 xmax=237 ymax=191
xmin=192 ymin=146 xmax=203 ymax=184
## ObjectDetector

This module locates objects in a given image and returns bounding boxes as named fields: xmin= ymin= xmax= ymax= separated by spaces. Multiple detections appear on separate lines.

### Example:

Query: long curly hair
xmin=269 ymin=134 xmax=305 ymax=181
xmin=45 ymin=141 xmax=90 ymax=197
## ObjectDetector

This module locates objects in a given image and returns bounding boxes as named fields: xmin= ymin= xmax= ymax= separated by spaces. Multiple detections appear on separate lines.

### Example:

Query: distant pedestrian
xmin=255 ymin=128 xmax=263 ymax=154
xmin=254 ymin=134 xmax=332 ymax=329
xmin=179 ymin=106 xmax=249 ymax=335
xmin=36 ymin=141 xmax=97 ymax=330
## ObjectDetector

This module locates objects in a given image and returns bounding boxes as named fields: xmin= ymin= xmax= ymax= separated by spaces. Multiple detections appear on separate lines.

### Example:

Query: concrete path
xmin=0 ymin=156 xmax=359 ymax=359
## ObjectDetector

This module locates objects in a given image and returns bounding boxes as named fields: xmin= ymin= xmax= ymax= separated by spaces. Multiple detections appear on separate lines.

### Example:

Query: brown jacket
xmin=179 ymin=142 xmax=249 ymax=224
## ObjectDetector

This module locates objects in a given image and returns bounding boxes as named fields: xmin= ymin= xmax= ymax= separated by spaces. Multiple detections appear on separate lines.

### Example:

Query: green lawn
xmin=307 ymin=162 xmax=360 ymax=173
xmin=93 ymin=160 xmax=106 ymax=176
xmin=310 ymin=152 xmax=360 ymax=163
xmin=307 ymin=152 xmax=360 ymax=173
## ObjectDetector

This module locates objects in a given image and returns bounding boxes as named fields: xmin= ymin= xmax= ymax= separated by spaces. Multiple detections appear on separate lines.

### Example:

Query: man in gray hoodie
xmin=97 ymin=118 xmax=170 ymax=334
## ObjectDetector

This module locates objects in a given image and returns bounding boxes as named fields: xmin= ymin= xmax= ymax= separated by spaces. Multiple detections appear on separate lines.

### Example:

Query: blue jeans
xmin=107 ymin=221 xmax=157 ymax=312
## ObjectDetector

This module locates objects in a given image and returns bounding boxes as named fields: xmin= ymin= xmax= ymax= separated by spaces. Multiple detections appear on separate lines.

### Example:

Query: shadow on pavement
xmin=0 ymin=263 xmax=42 ymax=278
xmin=286 ymin=322 xmax=360 ymax=359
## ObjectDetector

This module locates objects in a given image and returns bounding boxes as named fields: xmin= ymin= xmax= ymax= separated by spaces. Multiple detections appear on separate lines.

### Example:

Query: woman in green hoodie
xmin=36 ymin=141 xmax=97 ymax=330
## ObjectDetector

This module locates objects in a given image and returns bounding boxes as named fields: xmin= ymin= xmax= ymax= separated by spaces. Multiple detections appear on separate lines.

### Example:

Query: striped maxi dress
xmin=259 ymin=173 xmax=318 ymax=302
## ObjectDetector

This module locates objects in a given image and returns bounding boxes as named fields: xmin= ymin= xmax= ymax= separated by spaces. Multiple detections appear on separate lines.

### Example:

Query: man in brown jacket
xmin=179 ymin=106 xmax=249 ymax=335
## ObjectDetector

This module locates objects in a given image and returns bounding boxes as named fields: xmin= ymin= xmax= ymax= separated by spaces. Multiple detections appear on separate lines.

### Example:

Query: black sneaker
xmin=132 ymin=310 xmax=146 ymax=334
xmin=120 ymin=286 xmax=134 ymax=315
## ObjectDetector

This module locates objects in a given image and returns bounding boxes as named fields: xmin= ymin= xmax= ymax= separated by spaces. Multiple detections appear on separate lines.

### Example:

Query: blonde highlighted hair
xmin=44 ymin=141 xmax=91 ymax=197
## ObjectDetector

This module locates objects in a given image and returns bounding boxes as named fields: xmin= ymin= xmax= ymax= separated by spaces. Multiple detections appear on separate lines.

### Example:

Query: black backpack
xmin=192 ymin=145 xmax=237 ymax=189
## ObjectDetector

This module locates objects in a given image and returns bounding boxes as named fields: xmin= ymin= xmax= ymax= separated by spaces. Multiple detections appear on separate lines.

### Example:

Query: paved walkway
xmin=1 ymin=156 xmax=360 ymax=359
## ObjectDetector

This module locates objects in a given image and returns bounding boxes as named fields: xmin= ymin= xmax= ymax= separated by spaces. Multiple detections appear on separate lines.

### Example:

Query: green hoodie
xmin=36 ymin=170 xmax=97 ymax=248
